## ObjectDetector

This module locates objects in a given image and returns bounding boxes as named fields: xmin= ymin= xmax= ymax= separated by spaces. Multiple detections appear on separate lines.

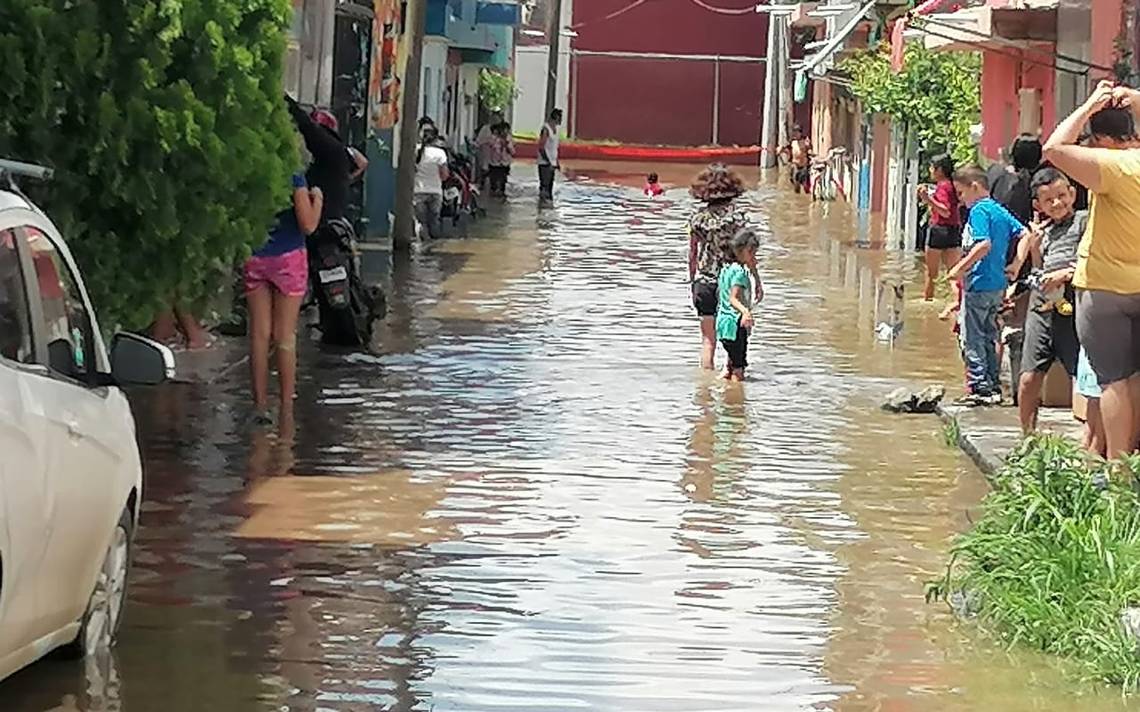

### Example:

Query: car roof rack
xmin=0 ymin=158 xmax=53 ymax=192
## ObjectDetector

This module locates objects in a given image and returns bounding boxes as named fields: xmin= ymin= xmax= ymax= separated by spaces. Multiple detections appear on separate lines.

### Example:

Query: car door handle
xmin=65 ymin=418 xmax=84 ymax=440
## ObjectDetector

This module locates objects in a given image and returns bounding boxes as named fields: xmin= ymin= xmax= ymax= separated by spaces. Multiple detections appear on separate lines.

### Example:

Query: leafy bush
xmin=841 ymin=43 xmax=981 ymax=166
xmin=930 ymin=435 xmax=1140 ymax=690
xmin=479 ymin=69 xmax=516 ymax=113
xmin=0 ymin=0 xmax=298 ymax=329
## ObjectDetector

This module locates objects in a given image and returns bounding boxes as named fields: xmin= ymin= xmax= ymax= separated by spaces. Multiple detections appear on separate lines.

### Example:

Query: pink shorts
xmin=244 ymin=248 xmax=308 ymax=297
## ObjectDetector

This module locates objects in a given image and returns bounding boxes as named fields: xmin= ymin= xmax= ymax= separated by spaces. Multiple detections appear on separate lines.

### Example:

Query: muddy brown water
xmin=3 ymin=165 xmax=1134 ymax=711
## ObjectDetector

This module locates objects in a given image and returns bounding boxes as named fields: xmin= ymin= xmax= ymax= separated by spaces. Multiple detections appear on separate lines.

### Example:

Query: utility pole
xmin=544 ymin=0 xmax=563 ymax=117
xmin=392 ymin=0 xmax=427 ymax=252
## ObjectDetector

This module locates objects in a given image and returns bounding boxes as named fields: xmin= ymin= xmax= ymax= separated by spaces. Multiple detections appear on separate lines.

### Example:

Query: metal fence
xmin=569 ymin=50 xmax=767 ymax=147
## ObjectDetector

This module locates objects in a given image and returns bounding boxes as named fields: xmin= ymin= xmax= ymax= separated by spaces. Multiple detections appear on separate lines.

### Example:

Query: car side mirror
xmin=109 ymin=333 xmax=175 ymax=386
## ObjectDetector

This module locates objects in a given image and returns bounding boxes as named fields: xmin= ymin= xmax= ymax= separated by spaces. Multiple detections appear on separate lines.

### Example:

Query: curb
xmin=936 ymin=404 xmax=1003 ymax=478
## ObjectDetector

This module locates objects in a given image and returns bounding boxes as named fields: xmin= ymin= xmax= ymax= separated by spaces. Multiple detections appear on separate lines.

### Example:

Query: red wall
xmin=570 ymin=0 xmax=768 ymax=147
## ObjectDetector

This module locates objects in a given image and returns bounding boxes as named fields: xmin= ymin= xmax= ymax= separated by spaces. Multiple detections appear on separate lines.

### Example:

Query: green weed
xmin=930 ymin=435 xmax=1140 ymax=692
xmin=942 ymin=417 xmax=961 ymax=448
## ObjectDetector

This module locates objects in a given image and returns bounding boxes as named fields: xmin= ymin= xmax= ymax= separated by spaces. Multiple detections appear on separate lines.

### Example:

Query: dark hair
xmin=550 ymin=108 xmax=563 ymax=121
xmin=952 ymin=165 xmax=989 ymax=189
xmin=727 ymin=227 xmax=759 ymax=262
xmin=1089 ymin=107 xmax=1135 ymax=142
xmin=1030 ymin=166 xmax=1070 ymax=196
xmin=929 ymin=153 xmax=954 ymax=180
xmin=418 ymin=116 xmax=435 ymax=128
xmin=691 ymin=163 xmax=745 ymax=203
xmin=647 ymin=172 xmax=659 ymax=183
xmin=1009 ymin=134 xmax=1042 ymax=173
xmin=417 ymin=126 xmax=439 ymax=163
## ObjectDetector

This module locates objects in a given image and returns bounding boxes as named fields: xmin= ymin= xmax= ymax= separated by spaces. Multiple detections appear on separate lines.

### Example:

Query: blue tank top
xmin=254 ymin=174 xmax=308 ymax=257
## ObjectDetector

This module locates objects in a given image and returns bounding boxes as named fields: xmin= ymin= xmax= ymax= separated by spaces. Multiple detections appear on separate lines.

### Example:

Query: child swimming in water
xmin=644 ymin=172 xmax=664 ymax=197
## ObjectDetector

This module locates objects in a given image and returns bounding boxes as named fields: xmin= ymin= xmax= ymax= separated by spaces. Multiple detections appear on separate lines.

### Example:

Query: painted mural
xmin=370 ymin=0 xmax=402 ymax=130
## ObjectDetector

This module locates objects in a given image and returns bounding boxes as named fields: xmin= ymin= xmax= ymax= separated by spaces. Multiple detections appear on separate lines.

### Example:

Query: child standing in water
xmin=716 ymin=228 xmax=763 ymax=382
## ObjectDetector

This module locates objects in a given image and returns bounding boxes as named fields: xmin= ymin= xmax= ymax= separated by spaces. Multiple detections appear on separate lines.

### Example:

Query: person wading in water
xmin=688 ymin=164 xmax=762 ymax=371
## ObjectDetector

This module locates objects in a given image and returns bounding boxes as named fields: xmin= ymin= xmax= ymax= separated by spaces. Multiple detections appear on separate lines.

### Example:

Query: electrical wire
xmin=684 ymin=0 xmax=756 ymax=15
xmin=571 ymin=0 xmax=756 ymax=29
xmin=569 ymin=0 xmax=652 ymax=29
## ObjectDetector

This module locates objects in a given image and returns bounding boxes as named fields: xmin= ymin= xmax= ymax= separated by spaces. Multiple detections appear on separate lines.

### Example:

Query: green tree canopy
xmin=0 ymin=0 xmax=298 ymax=329
xmin=841 ymin=42 xmax=981 ymax=165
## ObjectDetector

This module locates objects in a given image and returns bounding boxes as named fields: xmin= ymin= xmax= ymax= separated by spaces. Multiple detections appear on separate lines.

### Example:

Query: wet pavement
xmin=3 ymin=165 xmax=1134 ymax=711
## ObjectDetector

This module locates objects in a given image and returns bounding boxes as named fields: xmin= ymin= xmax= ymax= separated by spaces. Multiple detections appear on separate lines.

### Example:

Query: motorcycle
xmin=441 ymin=152 xmax=486 ymax=230
xmin=306 ymin=218 xmax=386 ymax=347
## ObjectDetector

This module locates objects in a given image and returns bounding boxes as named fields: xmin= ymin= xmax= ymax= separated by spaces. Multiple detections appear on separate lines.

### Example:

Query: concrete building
xmin=363 ymin=0 xmax=519 ymax=238
xmin=566 ymin=0 xmax=770 ymax=146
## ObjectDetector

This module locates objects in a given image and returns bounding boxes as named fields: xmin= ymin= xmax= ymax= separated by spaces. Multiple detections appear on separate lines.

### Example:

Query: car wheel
xmin=61 ymin=508 xmax=132 ymax=658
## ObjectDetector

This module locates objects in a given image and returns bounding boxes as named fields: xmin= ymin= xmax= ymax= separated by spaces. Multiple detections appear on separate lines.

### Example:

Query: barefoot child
xmin=716 ymin=228 xmax=764 ymax=381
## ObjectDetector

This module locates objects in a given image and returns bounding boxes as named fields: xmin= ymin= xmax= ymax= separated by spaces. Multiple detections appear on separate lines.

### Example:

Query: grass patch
xmin=942 ymin=417 xmax=961 ymax=448
xmin=928 ymin=435 xmax=1140 ymax=691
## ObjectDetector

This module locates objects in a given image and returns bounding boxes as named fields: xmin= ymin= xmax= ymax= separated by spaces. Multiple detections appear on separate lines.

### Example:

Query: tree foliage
xmin=479 ymin=69 xmax=516 ymax=113
xmin=0 ymin=0 xmax=298 ymax=329
xmin=841 ymin=42 xmax=981 ymax=164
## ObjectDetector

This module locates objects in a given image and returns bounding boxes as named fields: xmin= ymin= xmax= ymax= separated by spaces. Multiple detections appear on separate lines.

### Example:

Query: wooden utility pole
xmin=392 ymin=0 xmax=427 ymax=252
xmin=544 ymin=0 xmax=563 ymax=117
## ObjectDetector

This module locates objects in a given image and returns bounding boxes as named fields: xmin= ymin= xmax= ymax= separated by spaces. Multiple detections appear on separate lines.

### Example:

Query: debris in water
xmin=882 ymin=384 xmax=945 ymax=414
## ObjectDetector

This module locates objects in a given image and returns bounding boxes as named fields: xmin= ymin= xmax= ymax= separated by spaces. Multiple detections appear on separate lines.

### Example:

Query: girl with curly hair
xmin=688 ymin=164 xmax=762 ymax=370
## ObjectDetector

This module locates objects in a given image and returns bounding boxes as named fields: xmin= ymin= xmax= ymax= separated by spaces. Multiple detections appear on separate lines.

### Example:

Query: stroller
xmin=441 ymin=152 xmax=486 ymax=230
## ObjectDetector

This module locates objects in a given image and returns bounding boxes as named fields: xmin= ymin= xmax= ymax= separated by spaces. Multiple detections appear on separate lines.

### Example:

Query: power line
xmin=685 ymin=0 xmax=756 ymax=15
xmin=570 ymin=0 xmax=651 ymax=29
xmin=571 ymin=0 xmax=757 ymax=29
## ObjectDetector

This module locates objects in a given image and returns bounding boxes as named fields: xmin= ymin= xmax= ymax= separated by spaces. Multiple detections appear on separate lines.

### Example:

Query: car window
xmin=22 ymin=226 xmax=94 ymax=381
xmin=0 ymin=229 xmax=34 ymax=364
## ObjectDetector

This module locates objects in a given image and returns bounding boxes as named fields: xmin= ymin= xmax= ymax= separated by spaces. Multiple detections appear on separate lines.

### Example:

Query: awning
xmin=798 ymin=0 xmax=879 ymax=79
xmin=475 ymin=2 xmax=520 ymax=25
xmin=922 ymin=0 xmax=1057 ymax=52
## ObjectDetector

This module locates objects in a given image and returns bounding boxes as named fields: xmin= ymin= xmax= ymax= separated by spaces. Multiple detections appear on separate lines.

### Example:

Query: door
xmin=0 ymin=227 xmax=54 ymax=652
xmin=18 ymin=225 xmax=125 ymax=630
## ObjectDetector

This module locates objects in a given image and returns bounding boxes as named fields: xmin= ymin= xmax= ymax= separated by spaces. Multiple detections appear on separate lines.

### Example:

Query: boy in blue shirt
xmin=948 ymin=165 xmax=1028 ymax=406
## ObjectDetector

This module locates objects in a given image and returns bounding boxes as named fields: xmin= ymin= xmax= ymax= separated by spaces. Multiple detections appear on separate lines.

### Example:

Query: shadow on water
xmin=2 ymin=163 xmax=1133 ymax=711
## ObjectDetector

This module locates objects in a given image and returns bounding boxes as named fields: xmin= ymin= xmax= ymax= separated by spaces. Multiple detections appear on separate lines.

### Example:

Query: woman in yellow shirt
xmin=1043 ymin=80 xmax=1140 ymax=459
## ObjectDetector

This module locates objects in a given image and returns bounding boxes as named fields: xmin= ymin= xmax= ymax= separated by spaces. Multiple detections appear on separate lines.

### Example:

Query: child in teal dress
xmin=716 ymin=228 xmax=763 ymax=381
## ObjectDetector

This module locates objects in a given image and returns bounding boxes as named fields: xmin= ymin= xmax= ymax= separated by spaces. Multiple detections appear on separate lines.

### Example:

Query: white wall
xmin=513 ymin=45 xmax=569 ymax=136
xmin=420 ymin=38 xmax=449 ymax=126
xmin=459 ymin=64 xmax=482 ymax=145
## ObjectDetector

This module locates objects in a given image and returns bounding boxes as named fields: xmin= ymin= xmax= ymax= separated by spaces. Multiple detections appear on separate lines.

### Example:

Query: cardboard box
xmin=1042 ymin=360 xmax=1072 ymax=408
xmin=1074 ymin=391 xmax=1089 ymax=423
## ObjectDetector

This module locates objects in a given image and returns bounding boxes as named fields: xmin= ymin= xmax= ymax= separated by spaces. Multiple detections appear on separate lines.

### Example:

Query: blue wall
xmin=365 ymin=128 xmax=395 ymax=239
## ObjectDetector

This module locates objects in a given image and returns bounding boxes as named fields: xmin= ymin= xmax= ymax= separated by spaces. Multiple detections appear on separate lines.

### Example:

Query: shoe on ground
xmin=980 ymin=391 xmax=1003 ymax=406
xmin=953 ymin=393 xmax=986 ymax=408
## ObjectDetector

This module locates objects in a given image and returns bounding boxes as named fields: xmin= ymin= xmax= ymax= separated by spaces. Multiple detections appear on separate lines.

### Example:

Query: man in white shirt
xmin=413 ymin=125 xmax=450 ymax=239
xmin=538 ymin=108 xmax=562 ymax=207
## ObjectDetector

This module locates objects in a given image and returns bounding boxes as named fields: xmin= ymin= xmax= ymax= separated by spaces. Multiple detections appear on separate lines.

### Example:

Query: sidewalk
xmin=938 ymin=402 xmax=1084 ymax=476
xmin=169 ymin=335 xmax=249 ymax=385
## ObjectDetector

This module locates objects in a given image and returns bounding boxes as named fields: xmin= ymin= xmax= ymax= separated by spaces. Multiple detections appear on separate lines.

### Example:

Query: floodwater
xmin=3 ymin=164 xmax=1135 ymax=711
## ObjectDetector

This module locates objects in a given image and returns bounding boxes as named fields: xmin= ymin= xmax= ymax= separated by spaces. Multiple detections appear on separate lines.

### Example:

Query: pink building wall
xmin=1091 ymin=0 xmax=1123 ymax=78
xmin=979 ymin=46 xmax=1057 ymax=159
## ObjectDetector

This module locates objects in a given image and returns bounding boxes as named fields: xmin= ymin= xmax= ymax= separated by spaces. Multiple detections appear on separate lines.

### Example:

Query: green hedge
xmin=930 ymin=435 xmax=1140 ymax=691
xmin=0 ymin=0 xmax=298 ymax=329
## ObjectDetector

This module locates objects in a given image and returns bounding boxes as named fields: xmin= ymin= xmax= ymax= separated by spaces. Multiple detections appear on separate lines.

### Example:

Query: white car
xmin=0 ymin=160 xmax=173 ymax=682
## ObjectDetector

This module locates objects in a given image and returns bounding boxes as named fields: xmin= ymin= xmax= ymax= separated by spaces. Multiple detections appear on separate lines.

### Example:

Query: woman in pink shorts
xmin=244 ymin=173 xmax=323 ymax=425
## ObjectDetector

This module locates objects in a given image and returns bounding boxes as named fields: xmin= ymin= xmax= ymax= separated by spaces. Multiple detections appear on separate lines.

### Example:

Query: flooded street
xmin=2 ymin=166 xmax=1133 ymax=711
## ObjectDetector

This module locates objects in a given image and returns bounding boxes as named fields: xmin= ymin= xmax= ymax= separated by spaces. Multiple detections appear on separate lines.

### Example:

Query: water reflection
xmin=2 ymin=166 xmax=1133 ymax=711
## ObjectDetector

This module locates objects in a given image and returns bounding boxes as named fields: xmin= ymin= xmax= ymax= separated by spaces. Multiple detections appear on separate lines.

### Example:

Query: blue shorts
xmin=1077 ymin=347 xmax=1102 ymax=399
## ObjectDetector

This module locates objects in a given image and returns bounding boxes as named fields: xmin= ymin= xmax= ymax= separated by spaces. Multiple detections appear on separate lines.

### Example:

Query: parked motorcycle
xmin=307 ymin=218 xmax=386 ymax=347
xmin=441 ymin=152 xmax=486 ymax=230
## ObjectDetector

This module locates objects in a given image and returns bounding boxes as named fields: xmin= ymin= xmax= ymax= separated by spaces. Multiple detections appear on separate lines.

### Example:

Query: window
xmin=0 ymin=229 xmax=33 ymax=364
xmin=22 ymin=227 xmax=95 ymax=381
